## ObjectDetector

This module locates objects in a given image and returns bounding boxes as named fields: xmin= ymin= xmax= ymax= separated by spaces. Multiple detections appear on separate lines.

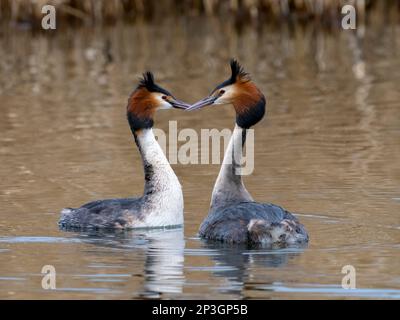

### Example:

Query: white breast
xmin=134 ymin=129 xmax=184 ymax=228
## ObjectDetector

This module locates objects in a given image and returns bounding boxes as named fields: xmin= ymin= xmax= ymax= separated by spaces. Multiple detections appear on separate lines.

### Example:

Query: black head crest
xmin=213 ymin=59 xmax=251 ymax=93
xmin=137 ymin=72 xmax=171 ymax=96
xmin=230 ymin=59 xmax=250 ymax=83
xmin=138 ymin=71 xmax=155 ymax=90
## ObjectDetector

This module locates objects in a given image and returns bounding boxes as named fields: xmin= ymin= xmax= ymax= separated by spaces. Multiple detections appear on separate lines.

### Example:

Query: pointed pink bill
xmin=169 ymin=97 xmax=191 ymax=109
xmin=186 ymin=96 xmax=218 ymax=111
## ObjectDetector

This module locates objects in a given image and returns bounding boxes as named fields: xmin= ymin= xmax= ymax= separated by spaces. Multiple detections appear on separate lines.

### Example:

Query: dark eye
xmin=162 ymin=95 xmax=167 ymax=100
xmin=219 ymin=90 xmax=225 ymax=95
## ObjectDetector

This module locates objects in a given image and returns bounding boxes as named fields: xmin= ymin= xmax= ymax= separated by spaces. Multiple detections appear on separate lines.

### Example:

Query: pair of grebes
xmin=59 ymin=60 xmax=309 ymax=246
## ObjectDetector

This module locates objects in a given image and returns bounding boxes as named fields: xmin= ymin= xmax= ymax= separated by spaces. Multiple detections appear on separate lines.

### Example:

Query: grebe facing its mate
xmin=188 ymin=60 xmax=309 ymax=246
xmin=59 ymin=72 xmax=190 ymax=230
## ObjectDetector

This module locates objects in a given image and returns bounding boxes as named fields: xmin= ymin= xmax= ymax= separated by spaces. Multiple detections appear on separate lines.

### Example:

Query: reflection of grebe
xmin=140 ymin=229 xmax=185 ymax=298
xmin=188 ymin=60 xmax=308 ymax=245
xmin=59 ymin=73 xmax=189 ymax=230
xmin=202 ymin=241 xmax=304 ymax=297
xmin=78 ymin=228 xmax=185 ymax=298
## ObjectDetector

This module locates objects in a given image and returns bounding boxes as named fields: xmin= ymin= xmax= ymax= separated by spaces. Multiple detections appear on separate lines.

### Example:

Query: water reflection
xmin=201 ymin=241 xmax=305 ymax=297
xmin=74 ymin=228 xmax=185 ymax=299
xmin=139 ymin=229 xmax=185 ymax=298
xmin=0 ymin=18 xmax=399 ymax=299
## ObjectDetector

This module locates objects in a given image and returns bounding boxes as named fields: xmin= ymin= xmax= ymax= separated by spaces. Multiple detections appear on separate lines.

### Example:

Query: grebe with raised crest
xmin=59 ymin=72 xmax=189 ymax=230
xmin=187 ymin=60 xmax=309 ymax=246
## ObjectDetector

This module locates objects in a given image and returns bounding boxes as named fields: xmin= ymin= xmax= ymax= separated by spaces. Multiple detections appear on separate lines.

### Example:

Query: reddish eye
xmin=219 ymin=90 xmax=225 ymax=95
xmin=162 ymin=95 xmax=167 ymax=100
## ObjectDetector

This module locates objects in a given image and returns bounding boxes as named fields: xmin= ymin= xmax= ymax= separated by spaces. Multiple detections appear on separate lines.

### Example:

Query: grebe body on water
xmin=59 ymin=73 xmax=189 ymax=230
xmin=188 ymin=60 xmax=309 ymax=245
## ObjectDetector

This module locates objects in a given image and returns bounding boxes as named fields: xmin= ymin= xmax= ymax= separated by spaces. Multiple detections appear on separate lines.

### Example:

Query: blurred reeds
xmin=0 ymin=0 xmax=398 ymax=28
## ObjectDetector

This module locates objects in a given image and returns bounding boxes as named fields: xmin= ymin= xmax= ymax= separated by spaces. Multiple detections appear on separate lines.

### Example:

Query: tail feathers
xmin=60 ymin=208 xmax=74 ymax=215
xmin=59 ymin=207 xmax=77 ymax=226
xmin=247 ymin=219 xmax=308 ymax=245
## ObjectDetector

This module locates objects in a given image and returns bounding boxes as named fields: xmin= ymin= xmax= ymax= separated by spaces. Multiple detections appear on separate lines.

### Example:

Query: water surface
xmin=0 ymin=19 xmax=399 ymax=299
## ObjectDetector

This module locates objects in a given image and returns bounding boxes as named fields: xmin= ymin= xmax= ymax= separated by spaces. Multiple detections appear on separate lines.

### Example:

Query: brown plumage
xmin=127 ymin=87 xmax=159 ymax=120
xmin=126 ymin=72 xmax=185 ymax=132
xmin=59 ymin=72 xmax=189 ymax=231
xmin=231 ymin=81 xmax=263 ymax=116
xmin=188 ymin=59 xmax=308 ymax=246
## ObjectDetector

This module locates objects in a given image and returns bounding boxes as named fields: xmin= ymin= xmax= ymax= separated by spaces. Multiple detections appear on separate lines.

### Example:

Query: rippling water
xmin=0 ymin=18 xmax=399 ymax=299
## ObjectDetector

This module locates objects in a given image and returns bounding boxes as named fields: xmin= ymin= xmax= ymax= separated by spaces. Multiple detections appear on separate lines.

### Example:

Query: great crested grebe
xmin=188 ymin=60 xmax=309 ymax=245
xmin=59 ymin=72 xmax=189 ymax=230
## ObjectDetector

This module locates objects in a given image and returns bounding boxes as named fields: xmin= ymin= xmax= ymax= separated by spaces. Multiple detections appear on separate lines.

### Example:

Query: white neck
xmin=134 ymin=128 xmax=183 ymax=226
xmin=210 ymin=124 xmax=253 ymax=210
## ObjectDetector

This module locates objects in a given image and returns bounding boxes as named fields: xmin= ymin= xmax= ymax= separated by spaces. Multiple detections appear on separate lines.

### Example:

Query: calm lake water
xmin=0 ymin=18 xmax=399 ymax=299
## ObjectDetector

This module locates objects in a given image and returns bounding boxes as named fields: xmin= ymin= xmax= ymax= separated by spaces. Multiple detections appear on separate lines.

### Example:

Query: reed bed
xmin=0 ymin=0 xmax=398 ymax=27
